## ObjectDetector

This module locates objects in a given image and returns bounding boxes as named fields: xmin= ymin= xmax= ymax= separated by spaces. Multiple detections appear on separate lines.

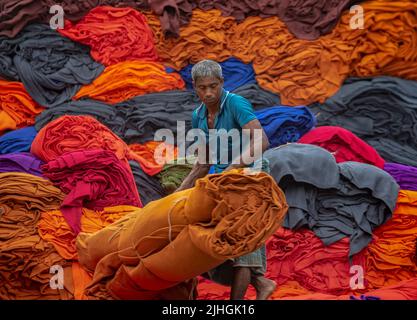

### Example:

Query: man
xmin=176 ymin=60 xmax=276 ymax=300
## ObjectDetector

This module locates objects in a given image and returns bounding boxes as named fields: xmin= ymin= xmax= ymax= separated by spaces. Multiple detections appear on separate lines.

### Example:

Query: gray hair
xmin=191 ymin=60 xmax=223 ymax=82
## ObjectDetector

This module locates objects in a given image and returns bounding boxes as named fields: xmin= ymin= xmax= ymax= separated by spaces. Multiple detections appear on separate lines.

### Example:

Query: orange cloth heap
xmin=73 ymin=61 xmax=185 ymax=104
xmin=0 ymin=80 xmax=44 ymax=134
xmin=58 ymin=6 xmax=159 ymax=66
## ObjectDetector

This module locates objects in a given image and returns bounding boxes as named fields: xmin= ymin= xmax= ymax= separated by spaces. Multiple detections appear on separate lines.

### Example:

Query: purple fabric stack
xmin=0 ymin=152 xmax=44 ymax=177
xmin=384 ymin=163 xmax=417 ymax=191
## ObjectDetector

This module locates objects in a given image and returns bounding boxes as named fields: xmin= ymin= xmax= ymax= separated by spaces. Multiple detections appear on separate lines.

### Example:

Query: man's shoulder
xmin=227 ymin=92 xmax=253 ymax=110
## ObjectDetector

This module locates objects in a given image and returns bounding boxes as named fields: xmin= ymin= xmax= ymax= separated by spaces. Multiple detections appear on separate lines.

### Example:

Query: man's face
xmin=194 ymin=77 xmax=224 ymax=107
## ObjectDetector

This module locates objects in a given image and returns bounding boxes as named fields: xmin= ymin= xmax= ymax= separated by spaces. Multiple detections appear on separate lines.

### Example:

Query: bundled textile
xmin=255 ymin=106 xmax=316 ymax=148
xmin=232 ymin=84 xmax=281 ymax=110
xmin=298 ymin=126 xmax=385 ymax=169
xmin=384 ymin=163 xmax=417 ymax=191
xmin=0 ymin=80 xmax=44 ymax=133
xmin=363 ymin=190 xmax=417 ymax=290
xmin=42 ymin=149 xmax=142 ymax=235
xmin=129 ymin=161 xmax=167 ymax=206
xmin=310 ymin=77 xmax=417 ymax=167
xmin=0 ymin=172 xmax=73 ymax=299
xmin=73 ymin=61 xmax=185 ymax=103
xmin=264 ymin=143 xmax=399 ymax=257
xmin=0 ymin=126 xmax=37 ymax=154
xmin=129 ymin=141 xmax=178 ymax=176
xmin=0 ymin=153 xmax=43 ymax=177
xmin=156 ymin=159 xmax=194 ymax=194
xmin=0 ymin=24 xmax=104 ymax=108
xmin=38 ymin=206 xmax=139 ymax=260
xmin=58 ymin=6 xmax=159 ymax=66
xmin=76 ymin=171 xmax=288 ymax=299
xmin=177 ymin=57 xmax=256 ymax=92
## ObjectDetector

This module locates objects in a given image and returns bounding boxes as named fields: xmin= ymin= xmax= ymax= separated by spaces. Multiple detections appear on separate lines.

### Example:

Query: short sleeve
xmin=229 ymin=95 xmax=257 ymax=127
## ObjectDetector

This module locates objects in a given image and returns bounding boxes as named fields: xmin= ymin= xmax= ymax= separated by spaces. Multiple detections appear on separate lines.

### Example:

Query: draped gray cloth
xmin=264 ymin=143 xmax=399 ymax=257
xmin=310 ymin=76 xmax=417 ymax=167
xmin=232 ymin=83 xmax=281 ymax=110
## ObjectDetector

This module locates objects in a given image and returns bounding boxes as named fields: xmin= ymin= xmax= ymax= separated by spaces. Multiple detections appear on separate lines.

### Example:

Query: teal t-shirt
xmin=191 ymin=89 xmax=257 ymax=173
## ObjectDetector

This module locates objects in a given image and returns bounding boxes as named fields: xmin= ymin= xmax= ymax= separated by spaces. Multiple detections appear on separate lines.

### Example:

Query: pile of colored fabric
xmin=0 ymin=24 xmax=104 ymax=108
xmin=73 ymin=61 xmax=185 ymax=103
xmin=156 ymin=159 xmax=194 ymax=194
xmin=264 ymin=143 xmax=399 ymax=257
xmin=0 ymin=80 xmax=44 ymax=133
xmin=76 ymin=171 xmax=288 ymax=299
xmin=38 ymin=205 xmax=139 ymax=260
xmin=363 ymin=190 xmax=417 ymax=290
xmin=0 ymin=172 xmax=73 ymax=299
xmin=298 ymin=126 xmax=385 ymax=169
xmin=255 ymin=106 xmax=316 ymax=148
xmin=58 ymin=6 xmax=159 ymax=66
xmin=232 ymin=83 xmax=281 ymax=110
xmin=0 ymin=153 xmax=43 ymax=177
xmin=129 ymin=141 xmax=178 ymax=176
xmin=176 ymin=57 xmax=255 ymax=92
xmin=384 ymin=163 xmax=417 ymax=191
xmin=310 ymin=77 xmax=417 ymax=167
xmin=0 ymin=126 xmax=37 ymax=154
xmin=129 ymin=161 xmax=167 ymax=205
xmin=42 ymin=149 xmax=141 ymax=235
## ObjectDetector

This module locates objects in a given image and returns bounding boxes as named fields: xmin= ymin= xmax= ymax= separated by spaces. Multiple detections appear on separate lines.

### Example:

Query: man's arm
xmin=224 ymin=119 xmax=270 ymax=171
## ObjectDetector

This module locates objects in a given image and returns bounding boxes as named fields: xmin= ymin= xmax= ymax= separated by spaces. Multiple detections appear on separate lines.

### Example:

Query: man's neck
xmin=206 ymin=103 xmax=220 ymax=115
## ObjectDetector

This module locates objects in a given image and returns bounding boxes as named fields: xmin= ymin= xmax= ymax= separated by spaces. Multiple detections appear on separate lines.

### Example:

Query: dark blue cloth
xmin=168 ymin=57 xmax=256 ymax=92
xmin=0 ymin=127 xmax=37 ymax=154
xmin=255 ymin=106 xmax=316 ymax=148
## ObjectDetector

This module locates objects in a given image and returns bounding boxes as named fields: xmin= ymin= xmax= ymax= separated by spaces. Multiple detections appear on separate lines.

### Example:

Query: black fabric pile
xmin=0 ymin=24 xmax=104 ymax=108
xmin=232 ymin=83 xmax=281 ymax=110
xmin=310 ymin=76 xmax=417 ymax=167
xmin=264 ymin=143 xmax=399 ymax=258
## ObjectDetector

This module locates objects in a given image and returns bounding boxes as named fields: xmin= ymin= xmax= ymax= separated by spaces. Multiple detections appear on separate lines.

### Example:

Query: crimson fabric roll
xmin=310 ymin=76 xmax=417 ymax=167
xmin=0 ymin=24 xmax=104 ymax=108
xmin=0 ymin=153 xmax=43 ymax=177
xmin=42 ymin=149 xmax=141 ymax=235
xmin=384 ymin=163 xmax=417 ymax=191
xmin=58 ymin=6 xmax=159 ymax=66
xmin=298 ymin=126 xmax=385 ymax=169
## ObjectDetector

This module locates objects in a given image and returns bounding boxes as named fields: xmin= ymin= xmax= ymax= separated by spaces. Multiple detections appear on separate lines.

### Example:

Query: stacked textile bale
xmin=0 ymin=127 xmax=37 ymax=154
xmin=0 ymin=153 xmax=43 ymax=177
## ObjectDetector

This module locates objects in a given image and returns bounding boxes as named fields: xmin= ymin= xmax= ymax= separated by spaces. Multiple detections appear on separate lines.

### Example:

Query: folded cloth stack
xmin=363 ymin=190 xmax=417 ymax=290
xmin=156 ymin=159 xmax=194 ymax=194
xmin=310 ymin=76 xmax=417 ymax=167
xmin=384 ymin=163 xmax=417 ymax=191
xmin=255 ymin=106 xmax=316 ymax=148
xmin=58 ymin=6 xmax=159 ymax=66
xmin=0 ymin=126 xmax=37 ymax=154
xmin=38 ymin=205 xmax=140 ymax=260
xmin=264 ymin=143 xmax=399 ymax=258
xmin=73 ymin=61 xmax=185 ymax=104
xmin=0 ymin=172 xmax=72 ymax=300
xmin=177 ymin=57 xmax=256 ymax=92
xmin=0 ymin=80 xmax=44 ymax=133
xmin=0 ymin=24 xmax=104 ymax=108
xmin=76 ymin=171 xmax=288 ymax=299
xmin=41 ymin=149 xmax=141 ymax=235
xmin=232 ymin=84 xmax=281 ymax=110
xmin=129 ymin=161 xmax=167 ymax=206
xmin=298 ymin=126 xmax=385 ymax=169
xmin=0 ymin=152 xmax=43 ymax=177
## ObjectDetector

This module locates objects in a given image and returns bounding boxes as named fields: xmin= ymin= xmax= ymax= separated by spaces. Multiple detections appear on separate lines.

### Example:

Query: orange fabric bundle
xmin=145 ymin=10 xmax=234 ymax=70
xmin=129 ymin=141 xmax=178 ymax=176
xmin=0 ymin=172 xmax=73 ymax=299
xmin=0 ymin=80 xmax=44 ymax=133
xmin=38 ymin=206 xmax=140 ymax=260
xmin=334 ymin=0 xmax=417 ymax=81
xmin=58 ymin=6 xmax=159 ymax=66
xmin=363 ymin=190 xmax=417 ymax=290
xmin=77 ymin=171 xmax=288 ymax=299
xmin=73 ymin=61 xmax=185 ymax=103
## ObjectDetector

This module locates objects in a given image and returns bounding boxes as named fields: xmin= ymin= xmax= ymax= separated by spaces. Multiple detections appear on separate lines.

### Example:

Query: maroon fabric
xmin=42 ymin=149 xmax=141 ymax=235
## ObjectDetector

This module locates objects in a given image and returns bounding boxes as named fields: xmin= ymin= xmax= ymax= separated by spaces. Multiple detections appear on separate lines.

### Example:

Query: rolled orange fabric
xmin=73 ymin=61 xmax=185 ymax=104
xmin=58 ymin=6 xmax=159 ymax=66
xmin=78 ymin=170 xmax=288 ymax=299
xmin=364 ymin=190 xmax=417 ymax=290
xmin=0 ymin=80 xmax=44 ymax=134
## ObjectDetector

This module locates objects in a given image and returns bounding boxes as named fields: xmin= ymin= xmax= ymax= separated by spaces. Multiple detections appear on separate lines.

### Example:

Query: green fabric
xmin=157 ymin=158 xmax=194 ymax=194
